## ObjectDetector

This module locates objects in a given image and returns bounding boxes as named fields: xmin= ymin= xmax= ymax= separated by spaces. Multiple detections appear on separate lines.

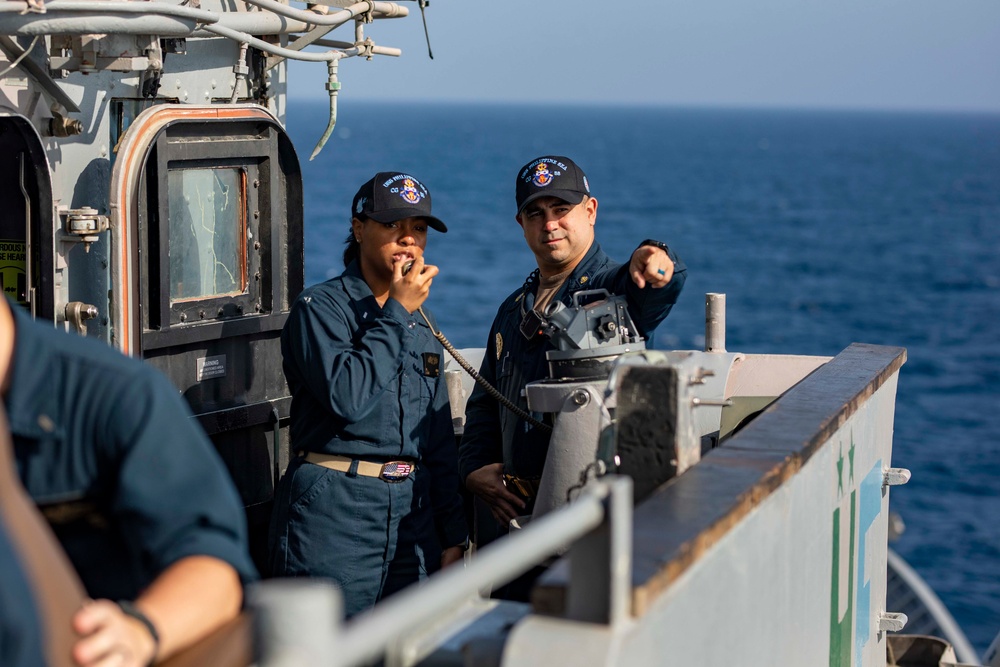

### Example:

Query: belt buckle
xmin=379 ymin=461 xmax=413 ymax=483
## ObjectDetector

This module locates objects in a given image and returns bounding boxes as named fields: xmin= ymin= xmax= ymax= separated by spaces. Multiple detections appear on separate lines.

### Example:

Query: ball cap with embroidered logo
xmin=515 ymin=155 xmax=591 ymax=215
xmin=352 ymin=172 xmax=447 ymax=232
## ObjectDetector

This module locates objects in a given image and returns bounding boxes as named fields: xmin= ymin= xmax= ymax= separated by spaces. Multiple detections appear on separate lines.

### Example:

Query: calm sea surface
xmin=287 ymin=100 xmax=1000 ymax=653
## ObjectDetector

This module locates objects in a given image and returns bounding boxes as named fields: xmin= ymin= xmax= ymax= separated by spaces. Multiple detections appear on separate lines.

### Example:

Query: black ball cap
xmin=515 ymin=155 xmax=591 ymax=215
xmin=352 ymin=172 xmax=447 ymax=232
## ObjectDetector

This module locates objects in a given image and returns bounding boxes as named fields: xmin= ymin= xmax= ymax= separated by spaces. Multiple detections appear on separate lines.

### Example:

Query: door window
xmin=167 ymin=167 xmax=247 ymax=301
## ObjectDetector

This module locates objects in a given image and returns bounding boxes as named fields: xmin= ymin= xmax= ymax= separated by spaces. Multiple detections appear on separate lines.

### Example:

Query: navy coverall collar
xmin=559 ymin=241 xmax=604 ymax=293
xmin=341 ymin=260 xmax=375 ymax=303
xmin=523 ymin=241 xmax=606 ymax=311
xmin=340 ymin=260 xmax=428 ymax=330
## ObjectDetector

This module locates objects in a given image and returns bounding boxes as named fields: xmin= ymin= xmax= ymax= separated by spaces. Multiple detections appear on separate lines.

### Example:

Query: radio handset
xmin=406 ymin=258 xmax=551 ymax=433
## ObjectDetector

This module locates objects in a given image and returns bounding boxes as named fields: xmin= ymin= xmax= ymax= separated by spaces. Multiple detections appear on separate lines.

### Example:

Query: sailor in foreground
xmin=268 ymin=172 xmax=467 ymax=618
xmin=0 ymin=297 xmax=257 ymax=667
xmin=0 ymin=512 xmax=45 ymax=667
xmin=459 ymin=155 xmax=687 ymax=540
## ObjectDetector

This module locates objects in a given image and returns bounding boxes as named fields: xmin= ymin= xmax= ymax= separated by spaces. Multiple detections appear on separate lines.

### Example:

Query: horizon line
xmin=283 ymin=95 xmax=1000 ymax=117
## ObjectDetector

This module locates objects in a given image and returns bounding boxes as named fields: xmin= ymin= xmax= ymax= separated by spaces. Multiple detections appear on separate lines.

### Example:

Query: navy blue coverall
xmin=268 ymin=261 xmax=467 ymax=618
xmin=4 ymin=302 xmax=258 ymax=601
xmin=458 ymin=242 xmax=687 ymax=500
xmin=0 ymin=516 xmax=44 ymax=667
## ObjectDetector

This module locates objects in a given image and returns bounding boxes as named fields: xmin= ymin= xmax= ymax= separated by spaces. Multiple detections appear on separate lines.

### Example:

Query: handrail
xmin=341 ymin=492 xmax=605 ymax=665
xmin=252 ymin=477 xmax=632 ymax=667
xmin=887 ymin=549 xmax=980 ymax=665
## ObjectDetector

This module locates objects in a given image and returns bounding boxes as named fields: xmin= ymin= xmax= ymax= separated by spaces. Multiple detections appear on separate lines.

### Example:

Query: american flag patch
xmin=380 ymin=462 xmax=414 ymax=482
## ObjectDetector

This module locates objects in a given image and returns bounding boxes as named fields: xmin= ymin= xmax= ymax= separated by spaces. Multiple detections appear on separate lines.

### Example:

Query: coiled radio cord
xmin=417 ymin=307 xmax=552 ymax=434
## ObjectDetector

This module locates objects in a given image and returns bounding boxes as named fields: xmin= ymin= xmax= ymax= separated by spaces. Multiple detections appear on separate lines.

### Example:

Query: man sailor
xmin=459 ymin=155 xmax=687 ymax=548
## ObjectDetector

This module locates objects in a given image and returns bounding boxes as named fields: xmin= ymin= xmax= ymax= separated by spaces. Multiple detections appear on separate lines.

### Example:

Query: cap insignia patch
xmin=399 ymin=178 xmax=423 ymax=204
xmin=496 ymin=332 xmax=503 ymax=359
xmin=356 ymin=197 xmax=366 ymax=213
xmin=532 ymin=163 xmax=554 ymax=187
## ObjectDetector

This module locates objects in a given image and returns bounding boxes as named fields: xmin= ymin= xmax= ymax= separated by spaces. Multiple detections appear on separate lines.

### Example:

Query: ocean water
xmin=287 ymin=100 xmax=1000 ymax=653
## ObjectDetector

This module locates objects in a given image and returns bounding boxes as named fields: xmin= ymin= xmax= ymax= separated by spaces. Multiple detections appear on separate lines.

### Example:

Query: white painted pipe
xmin=705 ymin=292 xmax=726 ymax=353
xmin=240 ymin=0 xmax=406 ymax=28
xmin=0 ymin=0 xmax=406 ymax=37
xmin=249 ymin=579 xmax=342 ymax=667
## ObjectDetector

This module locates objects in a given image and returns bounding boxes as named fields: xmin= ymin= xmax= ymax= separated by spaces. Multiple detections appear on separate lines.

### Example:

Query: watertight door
xmin=110 ymin=104 xmax=303 ymax=569
xmin=0 ymin=113 xmax=55 ymax=320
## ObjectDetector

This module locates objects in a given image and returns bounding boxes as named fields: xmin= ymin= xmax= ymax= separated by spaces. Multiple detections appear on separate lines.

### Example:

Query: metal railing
xmin=251 ymin=476 xmax=634 ymax=667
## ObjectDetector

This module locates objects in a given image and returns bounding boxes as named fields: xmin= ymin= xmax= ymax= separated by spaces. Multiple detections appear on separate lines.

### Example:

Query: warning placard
xmin=197 ymin=354 xmax=227 ymax=381
xmin=0 ymin=240 xmax=27 ymax=305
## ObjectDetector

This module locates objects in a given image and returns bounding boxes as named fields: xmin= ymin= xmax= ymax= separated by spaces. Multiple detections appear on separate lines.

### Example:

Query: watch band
xmin=638 ymin=239 xmax=670 ymax=255
xmin=117 ymin=600 xmax=160 ymax=665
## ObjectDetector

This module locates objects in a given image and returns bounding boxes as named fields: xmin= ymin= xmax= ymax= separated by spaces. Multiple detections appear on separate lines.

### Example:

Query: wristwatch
xmin=638 ymin=239 xmax=670 ymax=255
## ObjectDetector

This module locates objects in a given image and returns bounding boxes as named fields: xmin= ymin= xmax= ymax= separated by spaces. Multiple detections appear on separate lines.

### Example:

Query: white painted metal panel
xmin=508 ymin=374 xmax=900 ymax=667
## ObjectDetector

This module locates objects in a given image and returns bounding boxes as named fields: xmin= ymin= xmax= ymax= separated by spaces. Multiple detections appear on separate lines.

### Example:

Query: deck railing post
xmin=566 ymin=475 xmax=634 ymax=625
xmin=249 ymin=579 xmax=342 ymax=667
xmin=705 ymin=292 xmax=726 ymax=353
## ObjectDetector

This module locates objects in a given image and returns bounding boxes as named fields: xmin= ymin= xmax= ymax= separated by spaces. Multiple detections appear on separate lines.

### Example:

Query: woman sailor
xmin=268 ymin=172 xmax=467 ymax=617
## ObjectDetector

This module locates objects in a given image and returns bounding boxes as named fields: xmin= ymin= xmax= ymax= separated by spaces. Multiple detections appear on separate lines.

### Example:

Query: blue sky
xmin=287 ymin=0 xmax=1000 ymax=112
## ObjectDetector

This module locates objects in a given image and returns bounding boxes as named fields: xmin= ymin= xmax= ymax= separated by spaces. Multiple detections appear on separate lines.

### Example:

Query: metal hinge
xmin=59 ymin=206 xmax=109 ymax=253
